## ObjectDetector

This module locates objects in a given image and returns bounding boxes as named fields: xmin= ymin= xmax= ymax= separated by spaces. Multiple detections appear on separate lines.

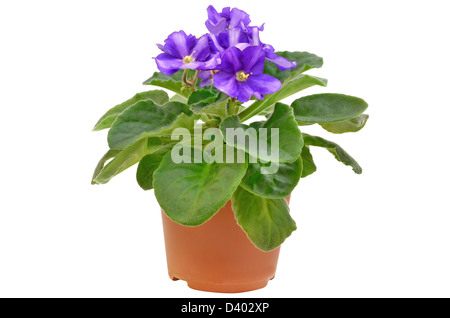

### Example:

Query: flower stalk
xmin=182 ymin=69 xmax=200 ymax=92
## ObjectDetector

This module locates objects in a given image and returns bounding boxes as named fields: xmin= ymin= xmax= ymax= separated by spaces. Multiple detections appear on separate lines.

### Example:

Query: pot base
xmin=169 ymin=274 xmax=275 ymax=293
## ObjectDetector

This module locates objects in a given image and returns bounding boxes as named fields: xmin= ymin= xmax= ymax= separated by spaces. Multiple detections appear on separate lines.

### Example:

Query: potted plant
xmin=91 ymin=5 xmax=369 ymax=293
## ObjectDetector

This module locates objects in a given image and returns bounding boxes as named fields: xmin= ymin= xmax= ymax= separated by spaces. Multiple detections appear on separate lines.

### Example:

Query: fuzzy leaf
xmin=221 ymin=103 xmax=303 ymax=163
xmin=292 ymin=93 xmax=368 ymax=124
xmin=300 ymin=146 xmax=317 ymax=178
xmin=240 ymin=156 xmax=302 ymax=199
xmin=320 ymin=114 xmax=369 ymax=134
xmin=154 ymin=147 xmax=248 ymax=226
xmin=92 ymin=138 xmax=167 ymax=185
xmin=93 ymin=90 xmax=170 ymax=131
xmin=143 ymin=70 xmax=190 ymax=97
xmin=232 ymin=187 xmax=296 ymax=251
xmin=107 ymin=100 xmax=193 ymax=150
xmin=136 ymin=146 xmax=172 ymax=190
xmin=303 ymin=134 xmax=362 ymax=174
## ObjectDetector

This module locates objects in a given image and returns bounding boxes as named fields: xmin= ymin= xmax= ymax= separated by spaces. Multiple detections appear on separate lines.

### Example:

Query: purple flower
xmin=205 ymin=5 xmax=251 ymax=35
xmin=155 ymin=31 xmax=218 ymax=75
xmin=213 ymin=46 xmax=281 ymax=103
xmin=264 ymin=45 xmax=298 ymax=71
xmin=245 ymin=26 xmax=297 ymax=71
xmin=218 ymin=28 xmax=249 ymax=51
xmin=206 ymin=9 xmax=297 ymax=71
xmin=199 ymin=70 xmax=214 ymax=88
xmin=207 ymin=27 xmax=252 ymax=54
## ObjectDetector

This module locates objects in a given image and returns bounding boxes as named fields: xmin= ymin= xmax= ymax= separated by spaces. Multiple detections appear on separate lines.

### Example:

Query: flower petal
xmin=154 ymin=53 xmax=184 ymax=75
xmin=253 ymin=92 xmax=263 ymax=100
xmin=229 ymin=8 xmax=251 ymax=29
xmin=179 ymin=60 xmax=218 ymax=71
xmin=220 ymin=7 xmax=231 ymax=18
xmin=156 ymin=43 xmax=169 ymax=54
xmin=246 ymin=74 xmax=282 ymax=95
xmin=164 ymin=31 xmax=196 ymax=59
xmin=205 ymin=5 xmax=229 ymax=35
xmin=200 ymin=77 xmax=213 ymax=88
xmin=220 ymin=47 xmax=243 ymax=74
xmin=266 ymin=52 xmax=298 ymax=71
xmin=213 ymin=71 xmax=239 ymax=98
xmin=209 ymin=34 xmax=224 ymax=53
xmin=206 ymin=18 xmax=228 ymax=35
xmin=218 ymin=28 xmax=249 ymax=49
xmin=199 ymin=70 xmax=212 ymax=80
xmin=234 ymin=43 xmax=252 ymax=51
xmin=203 ymin=53 xmax=221 ymax=69
xmin=191 ymin=34 xmax=212 ymax=61
xmin=241 ymin=46 xmax=266 ymax=75
xmin=247 ymin=26 xmax=261 ymax=46
xmin=236 ymin=82 xmax=254 ymax=103
xmin=206 ymin=5 xmax=224 ymax=24
xmin=263 ymin=44 xmax=275 ymax=54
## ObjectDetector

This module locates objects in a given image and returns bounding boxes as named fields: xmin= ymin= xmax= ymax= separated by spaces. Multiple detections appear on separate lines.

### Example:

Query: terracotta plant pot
xmin=161 ymin=196 xmax=290 ymax=293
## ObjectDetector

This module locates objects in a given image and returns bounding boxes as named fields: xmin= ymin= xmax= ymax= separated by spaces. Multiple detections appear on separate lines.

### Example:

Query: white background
xmin=1 ymin=0 xmax=449 ymax=298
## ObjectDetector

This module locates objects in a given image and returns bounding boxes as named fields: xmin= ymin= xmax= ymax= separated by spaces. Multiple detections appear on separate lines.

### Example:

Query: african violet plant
xmin=92 ymin=6 xmax=368 ymax=251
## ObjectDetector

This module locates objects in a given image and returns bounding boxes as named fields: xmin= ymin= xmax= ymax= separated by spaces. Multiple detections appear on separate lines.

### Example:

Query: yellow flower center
xmin=183 ymin=56 xmax=193 ymax=64
xmin=236 ymin=71 xmax=250 ymax=82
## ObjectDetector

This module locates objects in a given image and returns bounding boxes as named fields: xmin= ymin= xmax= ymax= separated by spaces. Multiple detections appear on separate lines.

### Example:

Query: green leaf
xmin=320 ymin=114 xmax=369 ymax=134
xmin=205 ymin=84 xmax=221 ymax=95
xmin=92 ymin=138 xmax=167 ymax=184
xmin=221 ymin=103 xmax=303 ymax=163
xmin=91 ymin=149 xmax=121 ymax=184
xmin=153 ymin=147 xmax=248 ymax=226
xmin=303 ymin=133 xmax=362 ymax=174
xmin=136 ymin=146 xmax=172 ymax=190
xmin=300 ymin=146 xmax=317 ymax=178
xmin=264 ymin=103 xmax=303 ymax=162
xmin=292 ymin=93 xmax=368 ymax=124
xmin=232 ymin=187 xmax=297 ymax=251
xmin=264 ymin=51 xmax=324 ymax=83
xmin=249 ymin=121 xmax=265 ymax=129
xmin=187 ymin=89 xmax=217 ymax=107
xmin=258 ymin=105 xmax=275 ymax=117
xmin=276 ymin=75 xmax=328 ymax=103
xmin=188 ymin=91 xmax=229 ymax=119
xmin=93 ymin=90 xmax=170 ymax=131
xmin=143 ymin=70 xmax=190 ymax=97
xmin=240 ymin=156 xmax=302 ymax=199
xmin=107 ymin=100 xmax=193 ymax=150
xmin=238 ymin=75 xmax=328 ymax=122
xmin=169 ymin=94 xmax=188 ymax=103
xmin=198 ymin=98 xmax=229 ymax=119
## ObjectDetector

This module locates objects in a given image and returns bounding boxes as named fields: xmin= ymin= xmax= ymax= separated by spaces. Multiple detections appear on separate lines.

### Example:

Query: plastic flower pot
xmin=161 ymin=196 xmax=290 ymax=293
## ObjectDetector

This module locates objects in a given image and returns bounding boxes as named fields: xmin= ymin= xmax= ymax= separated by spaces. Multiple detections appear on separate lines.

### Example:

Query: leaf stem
xmin=238 ymin=99 xmax=263 ymax=122
xmin=229 ymin=98 xmax=237 ymax=115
